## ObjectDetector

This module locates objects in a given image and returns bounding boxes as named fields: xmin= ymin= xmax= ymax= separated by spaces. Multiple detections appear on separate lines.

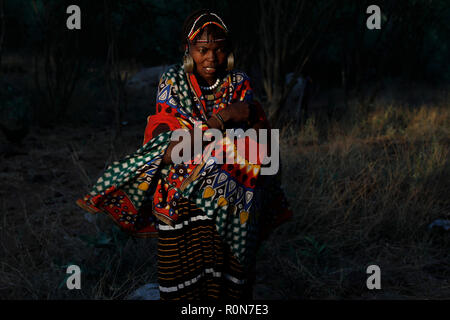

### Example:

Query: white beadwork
xmin=199 ymin=78 xmax=220 ymax=91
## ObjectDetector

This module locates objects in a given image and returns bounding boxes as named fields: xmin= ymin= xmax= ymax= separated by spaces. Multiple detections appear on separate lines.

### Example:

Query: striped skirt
xmin=157 ymin=198 xmax=254 ymax=300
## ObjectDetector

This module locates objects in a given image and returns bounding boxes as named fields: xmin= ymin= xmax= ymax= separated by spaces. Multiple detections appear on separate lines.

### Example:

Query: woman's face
xmin=189 ymin=32 xmax=228 ymax=85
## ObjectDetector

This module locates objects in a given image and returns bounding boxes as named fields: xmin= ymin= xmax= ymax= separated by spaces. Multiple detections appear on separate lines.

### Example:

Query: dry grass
xmin=0 ymin=125 xmax=159 ymax=299
xmin=256 ymin=95 xmax=450 ymax=299
xmin=0 ymin=80 xmax=449 ymax=299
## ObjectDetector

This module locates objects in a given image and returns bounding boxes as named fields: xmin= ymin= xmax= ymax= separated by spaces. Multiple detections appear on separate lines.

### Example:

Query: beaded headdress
xmin=187 ymin=12 xmax=228 ymax=43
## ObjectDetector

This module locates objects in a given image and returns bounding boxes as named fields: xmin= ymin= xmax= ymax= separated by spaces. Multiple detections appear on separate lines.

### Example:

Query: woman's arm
xmin=161 ymin=113 xmax=225 ymax=165
xmin=161 ymin=102 xmax=254 ymax=165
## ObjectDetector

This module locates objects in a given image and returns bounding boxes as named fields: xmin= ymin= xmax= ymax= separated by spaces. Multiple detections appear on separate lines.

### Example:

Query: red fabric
xmin=143 ymin=114 xmax=182 ymax=146
xmin=77 ymin=186 xmax=159 ymax=238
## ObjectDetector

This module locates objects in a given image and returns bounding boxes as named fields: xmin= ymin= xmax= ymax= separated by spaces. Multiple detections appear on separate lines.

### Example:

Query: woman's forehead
xmin=193 ymin=40 xmax=226 ymax=50
xmin=194 ymin=30 xmax=226 ymax=43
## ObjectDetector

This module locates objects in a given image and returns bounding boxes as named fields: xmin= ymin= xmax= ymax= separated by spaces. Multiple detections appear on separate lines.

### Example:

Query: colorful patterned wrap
xmin=77 ymin=63 xmax=292 ymax=267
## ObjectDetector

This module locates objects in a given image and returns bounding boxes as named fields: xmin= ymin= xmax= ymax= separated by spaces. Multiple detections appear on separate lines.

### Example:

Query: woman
xmin=77 ymin=10 xmax=292 ymax=300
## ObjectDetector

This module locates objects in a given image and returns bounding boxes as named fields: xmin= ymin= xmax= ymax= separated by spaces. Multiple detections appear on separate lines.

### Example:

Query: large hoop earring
xmin=183 ymin=53 xmax=194 ymax=73
xmin=226 ymin=52 xmax=234 ymax=71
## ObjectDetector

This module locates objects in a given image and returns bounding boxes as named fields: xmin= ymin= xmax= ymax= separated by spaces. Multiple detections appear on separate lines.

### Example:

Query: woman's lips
xmin=204 ymin=67 xmax=216 ymax=74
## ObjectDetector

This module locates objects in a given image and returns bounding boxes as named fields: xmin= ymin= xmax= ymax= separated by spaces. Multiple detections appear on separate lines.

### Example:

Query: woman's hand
xmin=220 ymin=102 xmax=252 ymax=124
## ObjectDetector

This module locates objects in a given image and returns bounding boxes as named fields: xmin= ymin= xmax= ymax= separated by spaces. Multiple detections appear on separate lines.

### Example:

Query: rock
xmin=126 ymin=65 xmax=168 ymax=95
xmin=428 ymin=219 xmax=450 ymax=231
xmin=126 ymin=283 xmax=160 ymax=300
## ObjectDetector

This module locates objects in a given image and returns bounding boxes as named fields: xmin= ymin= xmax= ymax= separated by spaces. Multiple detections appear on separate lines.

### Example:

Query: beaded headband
xmin=195 ymin=38 xmax=226 ymax=43
xmin=187 ymin=12 xmax=228 ymax=42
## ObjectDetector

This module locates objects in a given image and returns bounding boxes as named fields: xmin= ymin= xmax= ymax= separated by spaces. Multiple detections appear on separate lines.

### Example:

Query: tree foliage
xmin=1 ymin=0 xmax=449 ymax=123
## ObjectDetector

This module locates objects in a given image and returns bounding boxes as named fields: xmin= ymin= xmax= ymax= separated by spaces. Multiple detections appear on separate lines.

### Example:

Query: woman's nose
xmin=206 ymin=50 xmax=217 ymax=62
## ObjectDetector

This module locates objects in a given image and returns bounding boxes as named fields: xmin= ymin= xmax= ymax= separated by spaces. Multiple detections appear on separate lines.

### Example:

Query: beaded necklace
xmin=201 ymin=78 xmax=223 ymax=117
xmin=199 ymin=78 xmax=220 ymax=91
